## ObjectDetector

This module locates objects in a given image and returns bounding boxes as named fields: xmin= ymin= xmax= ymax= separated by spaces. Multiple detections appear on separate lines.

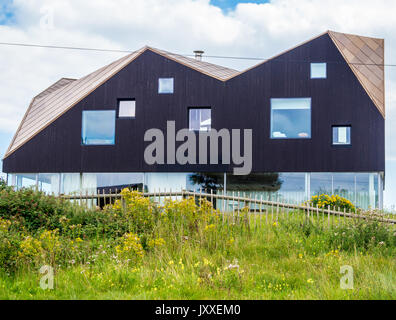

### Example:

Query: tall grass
xmin=0 ymin=187 xmax=395 ymax=299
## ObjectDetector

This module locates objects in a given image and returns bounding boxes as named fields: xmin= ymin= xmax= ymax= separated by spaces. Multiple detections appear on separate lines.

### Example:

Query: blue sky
xmin=0 ymin=0 xmax=14 ymax=25
xmin=210 ymin=0 xmax=268 ymax=10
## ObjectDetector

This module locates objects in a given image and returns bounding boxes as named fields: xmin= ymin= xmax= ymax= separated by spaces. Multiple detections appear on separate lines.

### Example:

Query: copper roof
xmin=4 ymin=32 xmax=385 ymax=158
xmin=328 ymin=31 xmax=385 ymax=117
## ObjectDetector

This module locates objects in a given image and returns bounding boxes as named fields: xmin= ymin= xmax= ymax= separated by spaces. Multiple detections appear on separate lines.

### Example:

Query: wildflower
xmin=272 ymin=222 xmax=278 ymax=227
xmin=298 ymin=253 xmax=303 ymax=259
xmin=169 ymin=260 xmax=174 ymax=265
xmin=204 ymin=224 xmax=216 ymax=232
xmin=307 ymin=278 xmax=314 ymax=284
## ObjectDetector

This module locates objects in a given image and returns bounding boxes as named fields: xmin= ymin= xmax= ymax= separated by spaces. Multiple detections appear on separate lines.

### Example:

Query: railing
xmin=61 ymin=190 xmax=396 ymax=225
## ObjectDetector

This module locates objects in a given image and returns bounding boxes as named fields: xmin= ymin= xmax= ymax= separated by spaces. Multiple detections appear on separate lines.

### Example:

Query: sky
xmin=0 ymin=0 xmax=395 ymax=209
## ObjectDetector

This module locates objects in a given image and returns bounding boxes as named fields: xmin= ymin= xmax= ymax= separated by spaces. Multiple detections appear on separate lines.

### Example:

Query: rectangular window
xmin=270 ymin=98 xmax=311 ymax=139
xmin=82 ymin=110 xmax=116 ymax=145
xmin=118 ymin=100 xmax=136 ymax=118
xmin=332 ymin=126 xmax=351 ymax=145
xmin=310 ymin=63 xmax=327 ymax=79
xmin=158 ymin=78 xmax=174 ymax=94
xmin=189 ymin=108 xmax=211 ymax=131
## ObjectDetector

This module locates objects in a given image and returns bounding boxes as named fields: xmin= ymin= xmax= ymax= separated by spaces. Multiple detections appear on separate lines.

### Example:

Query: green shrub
xmin=326 ymin=218 xmax=396 ymax=251
xmin=307 ymin=194 xmax=356 ymax=212
xmin=0 ymin=187 xmax=74 ymax=232
xmin=0 ymin=218 xmax=21 ymax=272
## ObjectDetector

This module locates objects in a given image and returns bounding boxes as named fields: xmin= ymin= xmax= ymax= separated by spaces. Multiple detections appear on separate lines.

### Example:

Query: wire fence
xmin=60 ymin=189 xmax=396 ymax=226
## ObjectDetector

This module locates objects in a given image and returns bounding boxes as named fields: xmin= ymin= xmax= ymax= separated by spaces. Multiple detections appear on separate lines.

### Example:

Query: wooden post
xmin=327 ymin=205 xmax=330 ymax=228
xmin=259 ymin=194 xmax=263 ymax=227
xmin=276 ymin=194 xmax=279 ymax=222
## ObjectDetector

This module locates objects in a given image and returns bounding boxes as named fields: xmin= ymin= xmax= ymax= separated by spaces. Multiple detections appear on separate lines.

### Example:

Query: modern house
xmin=3 ymin=31 xmax=385 ymax=209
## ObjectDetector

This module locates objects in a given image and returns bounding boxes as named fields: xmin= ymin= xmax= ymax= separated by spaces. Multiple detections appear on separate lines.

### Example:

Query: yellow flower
xmin=307 ymin=278 xmax=314 ymax=284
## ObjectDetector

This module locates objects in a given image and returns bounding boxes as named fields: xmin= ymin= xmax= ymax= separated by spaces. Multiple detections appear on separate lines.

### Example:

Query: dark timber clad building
xmin=3 ymin=31 xmax=385 ymax=209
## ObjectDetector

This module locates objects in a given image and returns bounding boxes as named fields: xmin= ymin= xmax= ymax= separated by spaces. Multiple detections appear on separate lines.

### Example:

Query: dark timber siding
xmin=3 ymin=34 xmax=385 ymax=173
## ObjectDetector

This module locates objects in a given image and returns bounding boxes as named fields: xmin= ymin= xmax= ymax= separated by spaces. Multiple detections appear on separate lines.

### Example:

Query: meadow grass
xmin=0 ymin=210 xmax=395 ymax=300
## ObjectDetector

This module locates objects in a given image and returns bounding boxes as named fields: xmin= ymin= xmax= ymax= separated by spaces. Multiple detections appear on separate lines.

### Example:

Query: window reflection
xmin=82 ymin=110 xmax=115 ymax=145
xmin=189 ymin=108 xmax=211 ymax=131
xmin=158 ymin=78 xmax=174 ymax=94
xmin=270 ymin=98 xmax=311 ymax=139
xmin=310 ymin=63 xmax=327 ymax=79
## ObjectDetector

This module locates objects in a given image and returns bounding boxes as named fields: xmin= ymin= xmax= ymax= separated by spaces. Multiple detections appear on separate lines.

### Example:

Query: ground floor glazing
xmin=6 ymin=172 xmax=384 ymax=210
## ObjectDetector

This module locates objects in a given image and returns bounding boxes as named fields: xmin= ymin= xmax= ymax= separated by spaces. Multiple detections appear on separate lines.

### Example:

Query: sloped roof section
xmin=5 ymin=46 xmax=240 ymax=158
xmin=328 ymin=31 xmax=385 ymax=117
xmin=5 ymin=47 xmax=148 ymax=158
xmin=34 ymin=78 xmax=76 ymax=101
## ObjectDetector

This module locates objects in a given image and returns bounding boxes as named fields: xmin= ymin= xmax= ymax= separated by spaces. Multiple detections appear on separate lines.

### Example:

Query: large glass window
xmin=270 ymin=98 xmax=311 ymax=139
xmin=145 ymin=173 xmax=189 ymax=193
xmin=158 ymin=78 xmax=174 ymax=94
xmin=333 ymin=126 xmax=351 ymax=145
xmin=310 ymin=63 xmax=327 ymax=79
xmin=13 ymin=173 xmax=37 ymax=190
xmin=38 ymin=173 xmax=60 ymax=195
xmin=82 ymin=110 xmax=116 ymax=145
xmin=82 ymin=173 xmax=144 ymax=194
xmin=333 ymin=173 xmax=355 ymax=201
xmin=189 ymin=108 xmax=211 ymax=131
xmin=310 ymin=173 xmax=333 ymax=196
xmin=118 ymin=100 xmax=136 ymax=118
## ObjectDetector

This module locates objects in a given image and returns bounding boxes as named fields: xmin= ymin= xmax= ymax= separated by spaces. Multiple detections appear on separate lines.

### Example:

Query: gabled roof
xmin=5 ymin=46 xmax=239 ymax=158
xmin=328 ymin=31 xmax=384 ymax=117
xmin=4 ymin=32 xmax=385 ymax=158
xmin=149 ymin=47 xmax=239 ymax=80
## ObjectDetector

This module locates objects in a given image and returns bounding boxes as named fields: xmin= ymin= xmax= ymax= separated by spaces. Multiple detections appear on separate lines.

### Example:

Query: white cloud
xmin=1 ymin=0 xmax=396 ymax=206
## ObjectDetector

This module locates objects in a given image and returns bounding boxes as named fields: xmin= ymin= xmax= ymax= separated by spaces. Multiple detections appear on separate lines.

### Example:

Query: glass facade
xmin=270 ymin=98 xmax=311 ymax=139
xmin=7 ymin=171 xmax=383 ymax=209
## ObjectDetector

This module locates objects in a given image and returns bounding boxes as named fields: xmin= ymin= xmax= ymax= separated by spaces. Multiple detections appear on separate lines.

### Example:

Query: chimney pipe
xmin=193 ymin=50 xmax=204 ymax=61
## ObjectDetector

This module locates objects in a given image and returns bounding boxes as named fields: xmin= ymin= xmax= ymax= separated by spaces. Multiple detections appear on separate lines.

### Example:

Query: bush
xmin=326 ymin=218 xmax=396 ymax=251
xmin=307 ymin=194 xmax=356 ymax=212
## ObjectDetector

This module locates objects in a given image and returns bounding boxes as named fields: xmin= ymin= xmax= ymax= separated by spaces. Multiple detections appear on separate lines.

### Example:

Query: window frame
xmin=332 ymin=125 xmax=352 ymax=146
xmin=188 ymin=107 xmax=212 ymax=132
xmin=81 ymin=110 xmax=116 ymax=146
xmin=117 ymin=99 xmax=136 ymax=119
xmin=158 ymin=77 xmax=174 ymax=94
xmin=310 ymin=62 xmax=327 ymax=79
xmin=270 ymin=98 xmax=312 ymax=140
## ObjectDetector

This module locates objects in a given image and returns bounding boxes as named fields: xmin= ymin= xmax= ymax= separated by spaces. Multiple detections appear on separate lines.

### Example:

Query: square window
xmin=189 ymin=108 xmax=211 ymax=131
xmin=118 ymin=100 xmax=135 ymax=118
xmin=158 ymin=78 xmax=174 ymax=94
xmin=310 ymin=63 xmax=327 ymax=79
xmin=332 ymin=126 xmax=351 ymax=145
xmin=270 ymin=98 xmax=311 ymax=139
xmin=82 ymin=110 xmax=115 ymax=145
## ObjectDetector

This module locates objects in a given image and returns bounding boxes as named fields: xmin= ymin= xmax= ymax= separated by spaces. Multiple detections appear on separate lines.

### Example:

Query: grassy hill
xmin=0 ymin=184 xmax=395 ymax=299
